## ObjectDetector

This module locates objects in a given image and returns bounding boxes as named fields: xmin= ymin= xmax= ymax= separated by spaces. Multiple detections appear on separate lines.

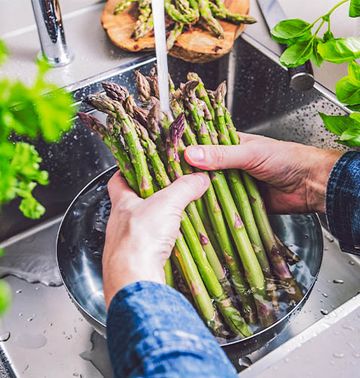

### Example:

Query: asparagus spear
xmin=167 ymin=23 xmax=184 ymax=50
xmin=175 ymin=0 xmax=199 ymax=22
xmin=197 ymin=0 xmax=224 ymax=38
xmin=86 ymin=94 xmax=154 ymax=199
xmin=165 ymin=0 xmax=197 ymax=23
xmin=114 ymin=0 xmax=137 ymax=15
xmin=183 ymin=81 xmax=274 ymax=327
xmin=133 ymin=0 xmax=153 ymax=40
xmin=209 ymin=1 xmax=257 ymax=24
xmin=241 ymin=173 xmax=303 ymax=304
xmin=77 ymin=112 xmax=138 ymax=193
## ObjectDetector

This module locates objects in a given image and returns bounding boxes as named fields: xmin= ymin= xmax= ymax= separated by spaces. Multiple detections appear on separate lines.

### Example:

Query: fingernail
xmin=187 ymin=147 xmax=205 ymax=162
xmin=195 ymin=173 xmax=210 ymax=187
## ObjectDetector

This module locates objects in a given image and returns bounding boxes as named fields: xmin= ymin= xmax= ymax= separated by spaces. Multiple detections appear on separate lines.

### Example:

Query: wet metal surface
xmin=0 ymin=38 xmax=359 ymax=377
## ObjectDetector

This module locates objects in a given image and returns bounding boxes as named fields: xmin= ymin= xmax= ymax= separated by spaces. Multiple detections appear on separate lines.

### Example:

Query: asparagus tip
xmin=102 ymin=81 xmax=129 ymax=103
xmin=135 ymin=70 xmax=152 ymax=101
xmin=77 ymin=112 xmax=105 ymax=136
xmin=170 ymin=113 xmax=186 ymax=147
xmin=182 ymin=80 xmax=199 ymax=97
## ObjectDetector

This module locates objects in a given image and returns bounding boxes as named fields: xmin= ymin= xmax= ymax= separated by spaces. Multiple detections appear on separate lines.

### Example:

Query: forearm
xmin=326 ymin=151 xmax=360 ymax=254
xmin=107 ymin=281 xmax=236 ymax=378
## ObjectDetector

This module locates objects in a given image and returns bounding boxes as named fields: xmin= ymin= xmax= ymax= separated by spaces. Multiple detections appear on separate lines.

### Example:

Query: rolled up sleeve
xmin=326 ymin=151 xmax=360 ymax=254
xmin=106 ymin=281 xmax=237 ymax=378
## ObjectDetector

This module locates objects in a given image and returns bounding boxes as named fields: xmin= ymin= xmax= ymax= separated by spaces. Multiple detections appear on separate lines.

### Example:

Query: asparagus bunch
xmin=113 ymin=0 xmax=256 ymax=48
xmin=79 ymin=70 xmax=304 ymax=339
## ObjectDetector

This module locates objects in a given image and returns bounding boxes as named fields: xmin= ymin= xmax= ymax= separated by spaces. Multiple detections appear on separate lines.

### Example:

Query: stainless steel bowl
xmin=57 ymin=166 xmax=323 ymax=355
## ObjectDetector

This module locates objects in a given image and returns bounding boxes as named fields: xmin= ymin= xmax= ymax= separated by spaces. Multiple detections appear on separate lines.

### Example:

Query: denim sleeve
xmin=106 ymin=281 xmax=237 ymax=378
xmin=326 ymin=151 xmax=360 ymax=254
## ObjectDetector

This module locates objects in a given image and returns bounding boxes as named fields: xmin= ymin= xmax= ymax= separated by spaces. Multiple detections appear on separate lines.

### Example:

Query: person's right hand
xmin=185 ymin=133 xmax=343 ymax=214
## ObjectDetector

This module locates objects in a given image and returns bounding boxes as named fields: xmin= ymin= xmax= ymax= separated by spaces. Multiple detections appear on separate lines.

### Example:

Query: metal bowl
xmin=57 ymin=166 xmax=323 ymax=355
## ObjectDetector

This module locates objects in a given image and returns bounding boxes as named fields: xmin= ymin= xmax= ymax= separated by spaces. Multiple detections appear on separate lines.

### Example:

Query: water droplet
xmin=0 ymin=332 xmax=10 ymax=342
xmin=19 ymin=312 xmax=23 ymax=317
xmin=320 ymin=309 xmax=329 ymax=315
xmin=325 ymin=234 xmax=334 ymax=243
xmin=27 ymin=314 xmax=35 ymax=322
xmin=322 ymin=292 xmax=328 ymax=298
xmin=349 ymin=260 xmax=355 ymax=266
xmin=16 ymin=289 xmax=22 ymax=294
xmin=333 ymin=352 xmax=344 ymax=359
xmin=333 ymin=279 xmax=344 ymax=284
xmin=353 ymin=352 xmax=360 ymax=358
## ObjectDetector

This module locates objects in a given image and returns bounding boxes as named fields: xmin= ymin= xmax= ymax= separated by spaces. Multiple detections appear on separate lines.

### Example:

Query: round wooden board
xmin=101 ymin=0 xmax=251 ymax=63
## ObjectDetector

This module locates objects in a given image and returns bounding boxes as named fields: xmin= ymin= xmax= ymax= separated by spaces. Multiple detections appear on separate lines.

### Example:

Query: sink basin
xmin=0 ymin=36 xmax=359 ymax=377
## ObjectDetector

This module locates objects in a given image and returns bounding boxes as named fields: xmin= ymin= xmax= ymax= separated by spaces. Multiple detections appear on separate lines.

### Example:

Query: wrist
xmin=102 ymin=249 xmax=165 ymax=308
xmin=306 ymin=148 xmax=343 ymax=213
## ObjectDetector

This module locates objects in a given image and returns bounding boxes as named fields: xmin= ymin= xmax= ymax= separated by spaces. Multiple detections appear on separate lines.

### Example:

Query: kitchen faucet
xmin=31 ymin=0 xmax=73 ymax=67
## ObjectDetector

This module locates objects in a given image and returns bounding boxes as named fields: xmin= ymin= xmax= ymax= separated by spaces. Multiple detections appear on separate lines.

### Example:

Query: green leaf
xmin=348 ymin=104 xmax=360 ymax=111
xmin=280 ymin=39 xmax=314 ymax=68
xmin=0 ymin=281 xmax=11 ymax=315
xmin=336 ymin=61 xmax=360 ymax=106
xmin=311 ymin=39 xmax=324 ymax=66
xmin=323 ymin=31 xmax=335 ymax=42
xmin=0 ymin=40 xmax=8 ymax=65
xmin=271 ymin=19 xmax=312 ymax=45
xmin=350 ymin=112 xmax=360 ymax=122
xmin=318 ymin=37 xmax=360 ymax=63
xmin=19 ymin=196 xmax=45 ymax=219
xmin=319 ymin=112 xmax=357 ymax=135
xmin=348 ymin=60 xmax=360 ymax=82
xmin=340 ymin=125 xmax=360 ymax=144
xmin=349 ymin=0 xmax=360 ymax=17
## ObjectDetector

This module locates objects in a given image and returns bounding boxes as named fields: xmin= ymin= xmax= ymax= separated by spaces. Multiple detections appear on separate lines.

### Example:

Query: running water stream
xmin=151 ymin=0 xmax=171 ymax=115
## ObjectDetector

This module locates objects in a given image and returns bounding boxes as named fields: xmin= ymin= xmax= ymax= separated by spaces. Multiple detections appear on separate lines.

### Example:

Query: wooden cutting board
xmin=101 ymin=0 xmax=251 ymax=63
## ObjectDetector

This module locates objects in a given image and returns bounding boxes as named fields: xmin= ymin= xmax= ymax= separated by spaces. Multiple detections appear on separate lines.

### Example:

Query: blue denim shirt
xmin=107 ymin=151 xmax=360 ymax=378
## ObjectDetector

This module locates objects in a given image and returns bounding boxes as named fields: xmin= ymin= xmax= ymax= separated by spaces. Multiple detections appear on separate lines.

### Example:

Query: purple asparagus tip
xmin=135 ymin=70 xmax=151 ymax=101
xmin=215 ymin=81 xmax=227 ymax=103
xmin=170 ymin=114 xmax=185 ymax=148
xmin=77 ymin=112 xmax=105 ymax=136
xmin=102 ymin=82 xmax=129 ymax=103
xmin=183 ymin=80 xmax=199 ymax=97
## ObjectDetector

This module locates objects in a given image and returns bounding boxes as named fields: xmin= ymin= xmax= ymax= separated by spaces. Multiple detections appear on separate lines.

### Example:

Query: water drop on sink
xmin=349 ymin=260 xmax=355 ymax=266
xmin=322 ymin=292 xmax=328 ymax=298
xmin=16 ymin=289 xmax=22 ymax=294
xmin=320 ymin=309 xmax=329 ymax=315
xmin=27 ymin=314 xmax=35 ymax=322
xmin=333 ymin=279 xmax=344 ymax=284
xmin=0 ymin=332 xmax=10 ymax=342
xmin=333 ymin=352 xmax=344 ymax=359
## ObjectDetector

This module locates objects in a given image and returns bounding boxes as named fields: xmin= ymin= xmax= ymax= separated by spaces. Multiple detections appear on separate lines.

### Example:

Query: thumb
xmin=185 ymin=144 xmax=254 ymax=171
xmin=149 ymin=173 xmax=210 ymax=212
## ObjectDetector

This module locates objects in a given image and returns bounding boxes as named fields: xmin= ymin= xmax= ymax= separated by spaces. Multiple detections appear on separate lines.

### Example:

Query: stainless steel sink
xmin=0 ymin=36 xmax=359 ymax=377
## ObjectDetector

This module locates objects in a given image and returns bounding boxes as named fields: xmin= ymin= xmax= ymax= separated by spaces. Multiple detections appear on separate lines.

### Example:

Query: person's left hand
xmin=102 ymin=171 xmax=210 ymax=308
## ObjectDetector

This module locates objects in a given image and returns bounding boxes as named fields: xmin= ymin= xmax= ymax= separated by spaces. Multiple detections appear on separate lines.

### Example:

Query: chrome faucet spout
xmin=31 ymin=0 xmax=73 ymax=67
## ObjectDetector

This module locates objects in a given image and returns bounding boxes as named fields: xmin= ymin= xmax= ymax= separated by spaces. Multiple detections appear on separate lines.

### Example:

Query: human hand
xmin=185 ymin=133 xmax=342 ymax=214
xmin=102 ymin=171 xmax=210 ymax=308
